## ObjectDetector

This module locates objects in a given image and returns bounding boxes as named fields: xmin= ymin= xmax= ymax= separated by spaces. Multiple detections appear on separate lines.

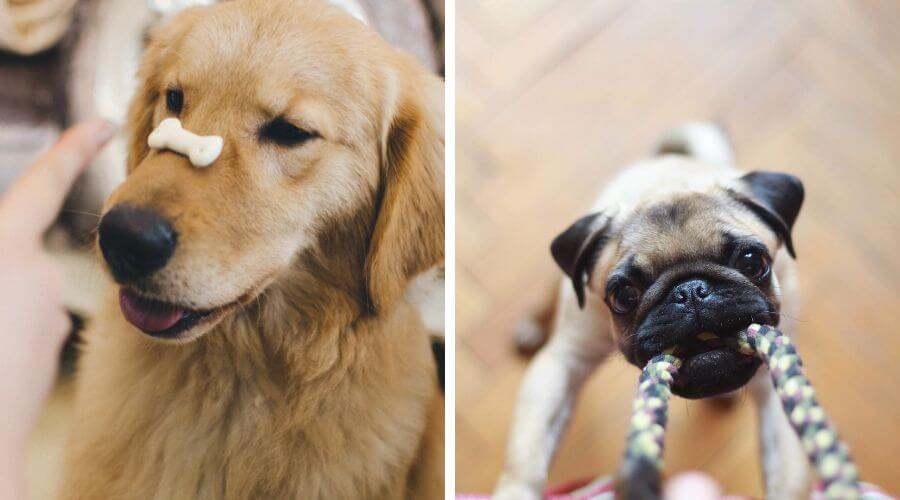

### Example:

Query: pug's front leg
xmin=752 ymin=370 xmax=812 ymax=500
xmin=494 ymin=291 xmax=613 ymax=500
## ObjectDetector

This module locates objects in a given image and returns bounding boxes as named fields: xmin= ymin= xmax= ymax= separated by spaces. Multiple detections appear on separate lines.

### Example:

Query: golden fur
xmin=60 ymin=1 xmax=444 ymax=498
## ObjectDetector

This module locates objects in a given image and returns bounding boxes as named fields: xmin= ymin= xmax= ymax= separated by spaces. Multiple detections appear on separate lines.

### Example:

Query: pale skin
xmin=0 ymin=120 xmax=115 ymax=499
xmin=665 ymin=472 xmax=747 ymax=500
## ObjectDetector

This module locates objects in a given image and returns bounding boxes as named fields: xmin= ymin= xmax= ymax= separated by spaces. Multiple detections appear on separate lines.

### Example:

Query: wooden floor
xmin=455 ymin=0 xmax=900 ymax=496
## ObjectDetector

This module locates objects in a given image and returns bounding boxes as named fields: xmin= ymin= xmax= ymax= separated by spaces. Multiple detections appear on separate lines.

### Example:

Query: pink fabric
xmin=458 ymin=476 xmax=615 ymax=500
xmin=457 ymin=476 xmax=894 ymax=500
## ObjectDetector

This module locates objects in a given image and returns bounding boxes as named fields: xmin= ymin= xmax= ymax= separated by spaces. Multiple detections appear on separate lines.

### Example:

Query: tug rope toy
xmin=619 ymin=324 xmax=862 ymax=499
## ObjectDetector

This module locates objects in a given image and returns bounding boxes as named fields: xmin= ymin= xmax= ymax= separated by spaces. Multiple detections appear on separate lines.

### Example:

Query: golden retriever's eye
xmin=260 ymin=117 xmax=318 ymax=147
xmin=166 ymin=88 xmax=184 ymax=114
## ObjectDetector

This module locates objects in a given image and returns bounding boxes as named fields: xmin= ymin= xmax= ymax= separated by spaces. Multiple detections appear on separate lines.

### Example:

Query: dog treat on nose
xmin=147 ymin=118 xmax=223 ymax=167
xmin=618 ymin=324 xmax=863 ymax=500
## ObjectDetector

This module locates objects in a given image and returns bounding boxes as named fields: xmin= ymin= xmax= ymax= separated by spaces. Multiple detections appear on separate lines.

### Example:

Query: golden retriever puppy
xmin=59 ymin=0 xmax=444 ymax=498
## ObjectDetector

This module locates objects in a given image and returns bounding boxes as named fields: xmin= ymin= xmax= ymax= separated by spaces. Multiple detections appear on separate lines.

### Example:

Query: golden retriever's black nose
xmin=99 ymin=205 xmax=176 ymax=282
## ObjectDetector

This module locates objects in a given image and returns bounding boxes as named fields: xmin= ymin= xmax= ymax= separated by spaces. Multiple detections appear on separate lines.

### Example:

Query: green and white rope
xmin=621 ymin=354 xmax=680 ymax=472
xmin=618 ymin=324 xmax=862 ymax=499
xmin=737 ymin=324 xmax=861 ymax=498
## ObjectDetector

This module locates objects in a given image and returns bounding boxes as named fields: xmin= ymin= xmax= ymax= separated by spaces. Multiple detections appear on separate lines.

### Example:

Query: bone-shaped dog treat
xmin=147 ymin=118 xmax=223 ymax=168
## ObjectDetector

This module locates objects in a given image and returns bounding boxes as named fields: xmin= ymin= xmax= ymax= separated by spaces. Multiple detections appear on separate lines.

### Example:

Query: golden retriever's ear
xmin=365 ymin=72 xmax=444 ymax=313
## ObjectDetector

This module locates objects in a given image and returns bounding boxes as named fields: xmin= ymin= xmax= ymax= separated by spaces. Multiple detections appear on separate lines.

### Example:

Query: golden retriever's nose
xmin=99 ymin=205 xmax=177 ymax=283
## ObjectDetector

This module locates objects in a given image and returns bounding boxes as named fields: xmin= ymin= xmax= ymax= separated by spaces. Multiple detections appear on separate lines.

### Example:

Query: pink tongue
xmin=119 ymin=289 xmax=185 ymax=333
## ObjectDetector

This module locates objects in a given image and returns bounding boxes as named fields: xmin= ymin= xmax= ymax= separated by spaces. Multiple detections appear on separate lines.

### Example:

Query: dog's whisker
xmin=62 ymin=209 xmax=103 ymax=219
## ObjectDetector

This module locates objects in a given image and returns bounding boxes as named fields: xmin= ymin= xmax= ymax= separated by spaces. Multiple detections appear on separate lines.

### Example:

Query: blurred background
xmin=456 ymin=0 xmax=899 ymax=496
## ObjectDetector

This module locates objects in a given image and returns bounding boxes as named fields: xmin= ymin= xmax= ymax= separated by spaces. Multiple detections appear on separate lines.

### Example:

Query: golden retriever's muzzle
xmin=97 ymin=204 xmax=216 ymax=338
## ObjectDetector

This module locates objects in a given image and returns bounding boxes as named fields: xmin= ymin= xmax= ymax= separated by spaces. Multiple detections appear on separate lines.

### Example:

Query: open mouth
xmin=665 ymin=331 xmax=761 ymax=399
xmin=118 ymin=288 xmax=234 ymax=340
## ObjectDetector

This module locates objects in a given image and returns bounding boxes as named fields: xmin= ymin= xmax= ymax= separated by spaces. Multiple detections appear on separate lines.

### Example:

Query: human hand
xmin=0 ymin=120 xmax=115 ymax=497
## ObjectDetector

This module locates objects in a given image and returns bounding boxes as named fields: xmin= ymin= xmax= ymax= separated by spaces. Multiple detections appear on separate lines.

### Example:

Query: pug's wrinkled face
xmin=552 ymin=171 xmax=803 ymax=398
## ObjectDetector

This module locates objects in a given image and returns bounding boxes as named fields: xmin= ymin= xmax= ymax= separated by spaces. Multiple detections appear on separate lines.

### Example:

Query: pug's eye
xmin=165 ymin=88 xmax=183 ymax=114
xmin=734 ymin=249 xmax=770 ymax=280
xmin=259 ymin=117 xmax=318 ymax=147
xmin=609 ymin=283 xmax=641 ymax=315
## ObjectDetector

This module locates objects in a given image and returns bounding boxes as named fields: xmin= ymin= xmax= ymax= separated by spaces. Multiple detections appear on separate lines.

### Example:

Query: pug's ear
xmin=550 ymin=212 xmax=611 ymax=308
xmin=732 ymin=171 xmax=804 ymax=258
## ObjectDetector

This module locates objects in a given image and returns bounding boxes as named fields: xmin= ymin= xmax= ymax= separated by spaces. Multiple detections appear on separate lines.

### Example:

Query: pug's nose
xmin=673 ymin=279 xmax=711 ymax=304
xmin=99 ymin=205 xmax=176 ymax=282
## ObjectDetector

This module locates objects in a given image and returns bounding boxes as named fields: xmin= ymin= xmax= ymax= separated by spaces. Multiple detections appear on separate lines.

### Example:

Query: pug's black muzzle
xmin=630 ymin=272 xmax=776 ymax=398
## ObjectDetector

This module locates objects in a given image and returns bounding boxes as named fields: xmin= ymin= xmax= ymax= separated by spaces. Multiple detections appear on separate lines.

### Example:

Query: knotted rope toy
xmin=618 ymin=324 xmax=862 ymax=499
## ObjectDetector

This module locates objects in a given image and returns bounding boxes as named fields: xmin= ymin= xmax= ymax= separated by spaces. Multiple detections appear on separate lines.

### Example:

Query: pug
xmin=493 ymin=123 xmax=810 ymax=500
